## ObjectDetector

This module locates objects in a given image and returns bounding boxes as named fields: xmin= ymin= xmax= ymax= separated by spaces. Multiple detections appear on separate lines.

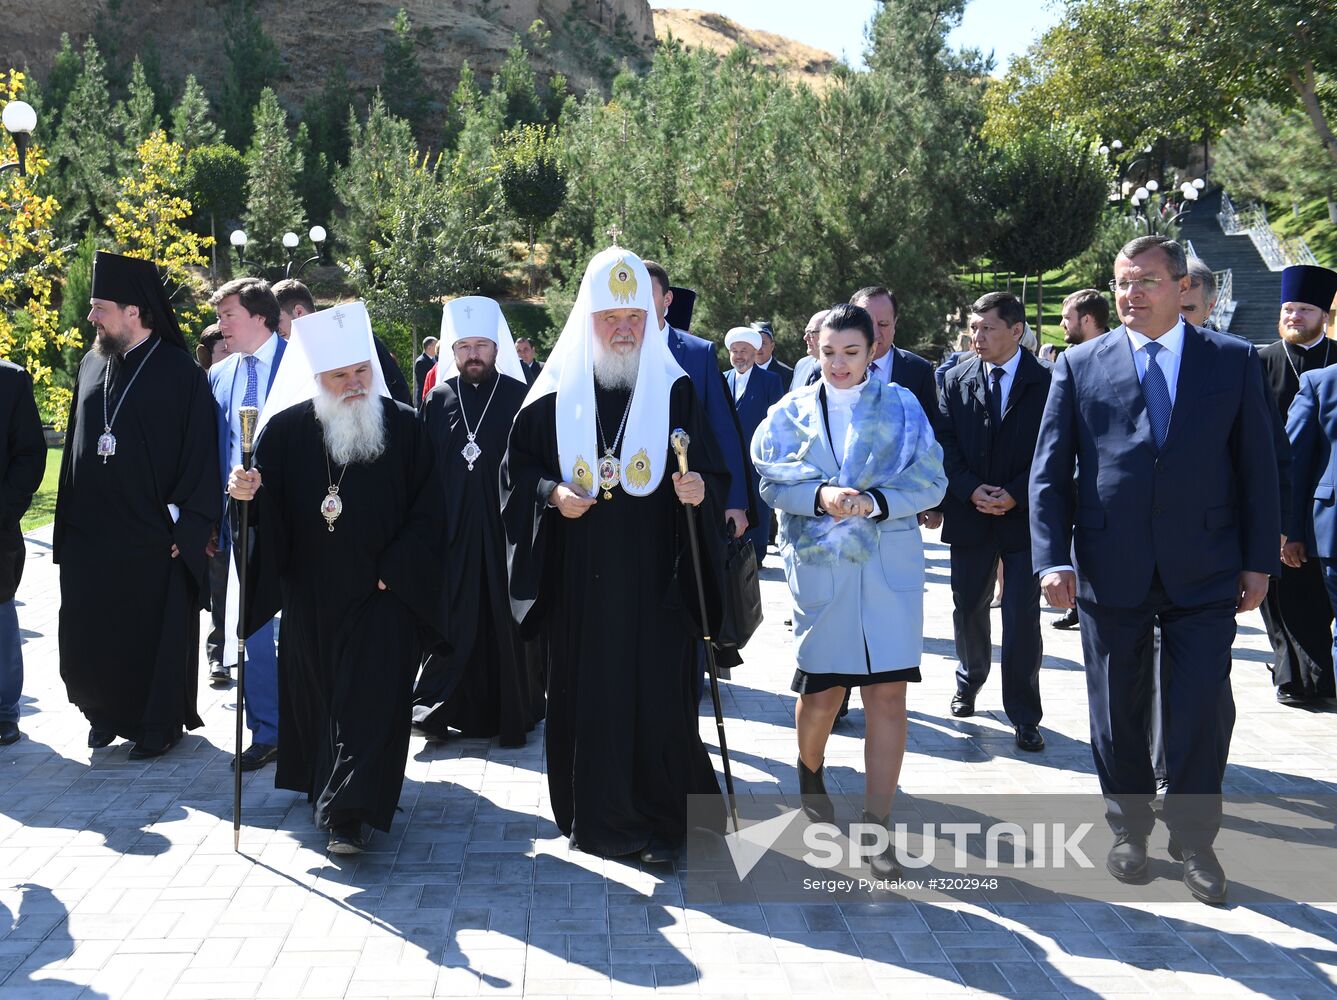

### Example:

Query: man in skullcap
xmin=55 ymin=252 xmax=220 ymax=759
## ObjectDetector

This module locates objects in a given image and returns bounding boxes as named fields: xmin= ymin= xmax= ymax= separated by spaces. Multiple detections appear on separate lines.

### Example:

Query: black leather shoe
xmin=128 ymin=730 xmax=183 ymax=760
xmin=1014 ymin=724 xmax=1045 ymax=752
xmin=639 ymin=840 xmax=678 ymax=865
xmin=232 ymin=742 xmax=278 ymax=772
xmin=1106 ymin=834 xmax=1149 ymax=883
xmin=861 ymin=811 xmax=901 ymax=879
xmin=950 ymin=691 xmax=975 ymax=718
xmin=797 ymin=756 xmax=836 ymax=824
xmin=1180 ymin=846 xmax=1227 ymax=904
xmin=0 ymin=722 xmax=19 ymax=746
xmin=1052 ymin=607 xmax=1080 ymax=630
xmin=327 ymin=822 xmax=370 ymax=855
xmin=88 ymin=727 xmax=115 ymax=749
xmin=1277 ymin=688 xmax=1314 ymax=706
xmin=209 ymin=663 xmax=231 ymax=687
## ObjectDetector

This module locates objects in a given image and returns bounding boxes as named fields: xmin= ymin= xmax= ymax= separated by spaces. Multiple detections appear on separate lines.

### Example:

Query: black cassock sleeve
xmin=240 ymin=414 xmax=289 ymax=636
xmin=375 ymin=405 xmax=449 ymax=652
xmin=668 ymin=377 xmax=730 ymax=642
xmin=168 ymin=364 xmax=222 ymax=604
xmin=500 ymin=396 xmax=562 ymax=638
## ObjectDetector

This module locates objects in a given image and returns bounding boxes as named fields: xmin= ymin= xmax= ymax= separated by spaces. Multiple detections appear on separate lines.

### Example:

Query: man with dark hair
xmin=272 ymin=279 xmax=414 ymax=407
xmin=1264 ymin=264 xmax=1337 ymax=705
xmin=938 ymin=292 xmax=1050 ymax=751
xmin=751 ymin=322 xmax=794 ymax=386
xmin=205 ymin=276 xmax=286 ymax=769
xmin=851 ymin=285 xmax=940 ymax=530
xmin=0 ymin=362 xmax=47 ymax=745
xmin=516 ymin=337 xmax=544 ymax=385
xmin=1031 ymin=233 xmax=1280 ymax=904
xmin=1182 ymin=259 xmax=1220 ymax=330
xmin=56 ymin=251 xmax=220 ymax=759
xmin=1060 ymin=289 xmax=1111 ymax=346
xmin=413 ymin=336 xmax=438 ymax=407
xmin=644 ymin=259 xmax=752 ymax=541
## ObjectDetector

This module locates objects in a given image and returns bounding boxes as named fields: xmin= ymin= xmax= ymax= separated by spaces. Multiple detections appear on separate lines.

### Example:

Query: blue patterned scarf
xmin=752 ymin=381 xmax=941 ymax=564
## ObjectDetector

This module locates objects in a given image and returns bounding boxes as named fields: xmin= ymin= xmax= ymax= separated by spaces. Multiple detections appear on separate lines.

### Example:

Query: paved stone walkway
xmin=3 ymin=524 xmax=1337 ymax=998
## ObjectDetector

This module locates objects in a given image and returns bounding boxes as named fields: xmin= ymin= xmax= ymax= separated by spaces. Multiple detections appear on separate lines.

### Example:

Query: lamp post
xmin=1 ymin=100 xmax=37 ymax=178
xmin=229 ymin=229 xmax=262 ymax=275
xmin=282 ymin=226 xmax=326 ymax=279
xmin=1129 ymin=177 xmax=1202 ymax=235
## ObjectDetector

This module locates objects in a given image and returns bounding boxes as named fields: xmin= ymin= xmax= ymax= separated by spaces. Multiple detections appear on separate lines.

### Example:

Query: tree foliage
xmin=0 ymin=71 xmax=83 ymax=425
xmin=170 ymin=75 xmax=220 ymax=152
xmin=381 ymin=8 xmax=431 ymax=138
xmin=219 ymin=0 xmax=282 ymax=148
xmin=242 ymin=89 xmax=304 ymax=268
xmin=1216 ymin=95 xmax=1336 ymax=213
xmin=47 ymin=37 xmax=124 ymax=235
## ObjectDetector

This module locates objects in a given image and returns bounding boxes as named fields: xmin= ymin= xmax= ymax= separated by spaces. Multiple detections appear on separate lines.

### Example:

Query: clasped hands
xmin=819 ymin=485 xmax=874 ymax=521
xmin=549 ymin=471 xmax=705 ymax=519
xmin=970 ymin=483 xmax=1016 ymax=516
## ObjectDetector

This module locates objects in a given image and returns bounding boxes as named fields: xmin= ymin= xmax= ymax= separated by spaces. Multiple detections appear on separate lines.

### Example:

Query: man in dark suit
xmin=724 ymin=327 xmax=785 ymax=565
xmin=0 ymin=362 xmax=47 ymax=745
xmin=1031 ymin=235 xmax=1279 ymax=905
xmin=516 ymin=337 xmax=544 ymax=385
xmin=644 ymin=261 xmax=751 ymax=539
xmin=1261 ymin=265 xmax=1337 ymax=705
xmin=852 ymin=285 xmax=941 ymax=530
xmin=938 ymin=292 xmax=1050 ymax=752
xmin=207 ymin=278 xmax=286 ymax=772
xmin=413 ymin=336 xmax=438 ymax=407
xmin=751 ymin=322 xmax=794 ymax=387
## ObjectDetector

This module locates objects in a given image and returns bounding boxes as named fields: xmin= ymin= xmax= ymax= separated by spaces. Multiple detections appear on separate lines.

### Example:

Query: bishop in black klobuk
xmin=55 ymin=251 xmax=220 ymax=760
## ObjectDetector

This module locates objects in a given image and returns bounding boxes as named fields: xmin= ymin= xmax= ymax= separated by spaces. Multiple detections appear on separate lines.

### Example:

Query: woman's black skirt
xmin=791 ymin=666 xmax=921 ymax=695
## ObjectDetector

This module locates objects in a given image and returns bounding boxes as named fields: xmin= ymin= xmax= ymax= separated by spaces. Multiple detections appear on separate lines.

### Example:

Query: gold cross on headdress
xmin=606 ymin=224 xmax=623 ymax=246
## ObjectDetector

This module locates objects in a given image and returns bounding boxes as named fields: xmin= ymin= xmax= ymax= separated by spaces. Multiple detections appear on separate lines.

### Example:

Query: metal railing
xmin=1185 ymin=241 xmax=1236 ymax=331
xmin=1218 ymin=191 xmax=1320 ymax=271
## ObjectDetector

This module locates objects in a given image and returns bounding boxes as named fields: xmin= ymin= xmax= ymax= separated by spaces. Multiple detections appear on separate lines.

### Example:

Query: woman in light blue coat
xmin=752 ymin=304 xmax=946 ymax=873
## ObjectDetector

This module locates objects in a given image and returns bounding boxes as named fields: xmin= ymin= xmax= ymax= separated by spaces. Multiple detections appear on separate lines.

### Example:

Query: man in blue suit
xmin=1280 ymin=265 xmax=1337 ymax=675
xmin=724 ymin=327 xmax=784 ymax=565
xmin=1030 ymin=235 xmax=1279 ymax=905
xmin=206 ymin=278 xmax=286 ymax=772
xmin=644 ymin=261 xmax=751 ymax=538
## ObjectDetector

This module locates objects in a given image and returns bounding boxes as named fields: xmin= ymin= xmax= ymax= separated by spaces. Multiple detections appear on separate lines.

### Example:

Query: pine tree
xmin=242 ymin=89 xmax=304 ymax=267
xmin=381 ymin=8 xmax=431 ymax=137
xmin=41 ymin=34 xmax=84 ymax=134
xmin=219 ymin=0 xmax=282 ymax=148
xmin=171 ymin=75 xmax=220 ymax=152
xmin=48 ymin=37 xmax=125 ymax=235
xmin=491 ymin=37 xmax=543 ymax=128
xmin=334 ymin=94 xmax=418 ymax=275
xmin=123 ymin=58 xmax=162 ymax=150
xmin=295 ymin=122 xmax=334 ymax=226
xmin=300 ymin=62 xmax=354 ymax=169
xmin=442 ymin=61 xmax=482 ymax=149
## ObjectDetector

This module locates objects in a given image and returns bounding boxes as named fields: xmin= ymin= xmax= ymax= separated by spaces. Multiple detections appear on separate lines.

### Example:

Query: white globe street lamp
xmin=1 ymin=99 xmax=38 ymax=177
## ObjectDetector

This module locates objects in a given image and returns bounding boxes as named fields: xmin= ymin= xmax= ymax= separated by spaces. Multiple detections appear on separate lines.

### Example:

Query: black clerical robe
xmin=246 ymin=397 xmax=444 ymax=831
xmin=1260 ymin=336 xmax=1337 ymax=697
xmin=54 ymin=336 xmax=220 ymax=743
xmin=502 ymin=377 xmax=727 ymax=857
xmin=414 ymin=371 xmax=543 ymax=746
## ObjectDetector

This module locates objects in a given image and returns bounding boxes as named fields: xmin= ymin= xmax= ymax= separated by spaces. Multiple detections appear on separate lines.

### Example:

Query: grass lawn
xmin=959 ymin=263 xmax=1088 ymax=346
xmin=22 ymin=446 xmax=61 ymax=534
xmin=1267 ymin=197 xmax=1337 ymax=269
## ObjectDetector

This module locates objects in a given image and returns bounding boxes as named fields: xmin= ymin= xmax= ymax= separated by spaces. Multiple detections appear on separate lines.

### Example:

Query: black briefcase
xmin=715 ymin=533 xmax=762 ymax=652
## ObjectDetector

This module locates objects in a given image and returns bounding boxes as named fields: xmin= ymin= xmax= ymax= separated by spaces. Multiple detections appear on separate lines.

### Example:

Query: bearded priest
xmin=502 ymin=246 xmax=728 ymax=865
xmin=413 ymin=296 xmax=544 ymax=747
xmin=227 ymin=302 xmax=445 ymax=854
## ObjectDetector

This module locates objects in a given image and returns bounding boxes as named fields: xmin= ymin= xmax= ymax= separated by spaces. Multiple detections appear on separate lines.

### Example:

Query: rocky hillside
xmin=2 ymin=0 xmax=657 ymax=108
xmin=652 ymin=7 xmax=836 ymax=88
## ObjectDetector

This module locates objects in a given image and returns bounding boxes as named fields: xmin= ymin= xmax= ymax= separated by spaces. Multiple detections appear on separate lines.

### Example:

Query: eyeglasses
xmin=1109 ymin=276 xmax=1167 ymax=294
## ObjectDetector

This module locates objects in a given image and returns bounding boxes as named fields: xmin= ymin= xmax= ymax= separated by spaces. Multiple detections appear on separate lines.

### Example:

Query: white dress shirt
xmin=731 ymin=365 xmax=752 ymax=402
xmin=983 ymin=346 xmax=1024 ymax=412
xmin=228 ymin=332 xmax=280 ymax=471
xmin=868 ymin=351 xmax=893 ymax=384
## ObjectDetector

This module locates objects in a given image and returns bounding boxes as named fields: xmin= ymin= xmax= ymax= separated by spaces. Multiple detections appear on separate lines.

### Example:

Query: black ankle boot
xmin=861 ymin=811 xmax=901 ymax=879
xmin=797 ymin=757 xmax=836 ymax=824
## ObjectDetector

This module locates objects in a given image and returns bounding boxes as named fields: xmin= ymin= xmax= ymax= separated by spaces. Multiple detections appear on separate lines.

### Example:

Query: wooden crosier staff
xmin=669 ymin=428 xmax=740 ymax=834
xmin=233 ymin=404 xmax=258 ymax=853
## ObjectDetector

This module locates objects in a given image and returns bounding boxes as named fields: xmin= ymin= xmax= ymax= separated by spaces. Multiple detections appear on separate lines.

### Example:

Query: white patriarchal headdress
xmin=438 ymin=296 xmax=526 ymax=385
xmin=256 ymin=300 xmax=390 ymax=438
xmin=522 ymin=246 xmax=687 ymax=497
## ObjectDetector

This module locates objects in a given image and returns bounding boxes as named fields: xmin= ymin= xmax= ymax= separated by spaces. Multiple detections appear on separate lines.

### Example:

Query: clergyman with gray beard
xmin=226 ymin=302 xmax=447 ymax=855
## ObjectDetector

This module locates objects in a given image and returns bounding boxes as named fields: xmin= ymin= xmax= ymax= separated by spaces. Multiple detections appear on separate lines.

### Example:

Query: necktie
xmin=1142 ymin=341 xmax=1172 ymax=448
xmin=870 ymin=360 xmax=886 ymax=384
xmin=987 ymin=366 xmax=1005 ymax=430
xmin=242 ymin=355 xmax=259 ymax=409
